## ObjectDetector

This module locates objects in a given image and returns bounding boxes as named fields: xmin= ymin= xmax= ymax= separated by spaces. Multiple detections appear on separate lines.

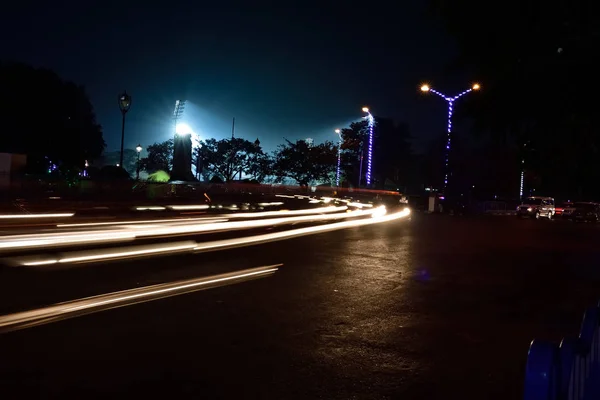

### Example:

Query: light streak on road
xmin=0 ymin=213 xmax=74 ymax=219
xmin=219 ymin=205 xmax=347 ymax=218
xmin=168 ymin=205 xmax=210 ymax=210
xmin=15 ymin=241 xmax=198 ymax=266
xmin=0 ymin=264 xmax=281 ymax=334
xmin=0 ymin=230 xmax=137 ymax=250
xmin=191 ymin=207 xmax=410 ymax=254
xmin=0 ymin=206 xmax=363 ymax=252
xmin=6 ymin=207 xmax=409 ymax=267
xmin=57 ymin=217 xmax=228 ymax=228
xmin=56 ymin=206 xmax=346 ymax=229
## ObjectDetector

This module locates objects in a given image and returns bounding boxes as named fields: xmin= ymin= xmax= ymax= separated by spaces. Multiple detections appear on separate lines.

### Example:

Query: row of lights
xmin=333 ymin=107 xmax=374 ymax=188
xmin=333 ymin=84 xmax=479 ymax=191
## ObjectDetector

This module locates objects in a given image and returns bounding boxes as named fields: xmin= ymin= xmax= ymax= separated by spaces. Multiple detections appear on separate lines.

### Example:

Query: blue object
xmin=523 ymin=302 xmax=600 ymax=400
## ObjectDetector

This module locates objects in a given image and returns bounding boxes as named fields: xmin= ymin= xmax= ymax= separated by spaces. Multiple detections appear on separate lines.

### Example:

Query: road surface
xmin=1 ymin=214 xmax=600 ymax=399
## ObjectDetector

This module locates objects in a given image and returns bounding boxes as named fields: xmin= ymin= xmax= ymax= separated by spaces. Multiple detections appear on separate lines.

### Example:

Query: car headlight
xmin=527 ymin=207 xmax=532 ymax=212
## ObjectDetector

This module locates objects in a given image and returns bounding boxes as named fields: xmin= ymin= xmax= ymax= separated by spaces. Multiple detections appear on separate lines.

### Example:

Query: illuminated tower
xmin=171 ymin=100 xmax=194 ymax=181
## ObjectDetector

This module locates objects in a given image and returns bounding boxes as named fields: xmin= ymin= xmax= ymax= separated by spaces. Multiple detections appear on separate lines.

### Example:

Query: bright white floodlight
xmin=176 ymin=123 xmax=193 ymax=136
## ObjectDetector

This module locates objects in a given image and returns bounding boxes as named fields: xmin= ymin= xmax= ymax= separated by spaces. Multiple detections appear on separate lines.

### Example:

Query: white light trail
xmin=192 ymin=207 xmax=409 ymax=254
xmin=57 ymin=217 xmax=228 ymax=228
xmin=0 ymin=206 xmax=364 ymax=252
xmin=6 ymin=207 xmax=410 ymax=267
xmin=220 ymin=205 xmax=346 ymax=218
xmin=15 ymin=241 xmax=198 ymax=266
xmin=167 ymin=205 xmax=210 ymax=210
xmin=0 ymin=264 xmax=280 ymax=333
xmin=56 ymin=205 xmax=346 ymax=229
xmin=0 ymin=213 xmax=74 ymax=219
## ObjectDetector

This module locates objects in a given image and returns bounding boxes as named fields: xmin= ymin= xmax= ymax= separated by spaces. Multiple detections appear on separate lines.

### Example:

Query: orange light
xmin=362 ymin=107 xmax=369 ymax=113
xmin=420 ymin=84 xmax=430 ymax=92
xmin=472 ymin=83 xmax=480 ymax=90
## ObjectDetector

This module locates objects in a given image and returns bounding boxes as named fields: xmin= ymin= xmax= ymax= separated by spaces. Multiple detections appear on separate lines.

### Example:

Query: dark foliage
xmin=0 ymin=62 xmax=105 ymax=170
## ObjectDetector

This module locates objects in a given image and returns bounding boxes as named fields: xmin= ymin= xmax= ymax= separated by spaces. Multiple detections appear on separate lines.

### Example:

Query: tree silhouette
xmin=140 ymin=140 xmax=173 ymax=173
xmin=196 ymin=137 xmax=266 ymax=182
xmin=272 ymin=139 xmax=337 ymax=186
xmin=0 ymin=62 xmax=104 ymax=170
xmin=339 ymin=121 xmax=368 ymax=187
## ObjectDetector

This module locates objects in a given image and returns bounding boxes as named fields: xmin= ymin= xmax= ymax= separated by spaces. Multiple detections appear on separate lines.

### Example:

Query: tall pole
xmin=362 ymin=107 xmax=375 ymax=187
xmin=119 ymin=113 xmax=126 ymax=167
xmin=420 ymin=83 xmax=480 ymax=192
xmin=335 ymin=129 xmax=342 ymax=187
xmin=520 ymin=142 xmax=526 ymax=199
xmin=231 ymin=117 xmax=235 ymax=139
xmin=117 ymin=91 xmax=131 ymax=168
xmin=358 ymin=146 xmax=364 ymax=188
xmin=136 ymin=151 xmax=141 ymax=180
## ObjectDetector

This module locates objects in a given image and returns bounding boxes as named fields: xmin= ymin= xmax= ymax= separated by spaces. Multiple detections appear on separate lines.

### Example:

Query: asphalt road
xmin=2 ymin=214 xmax=600 ymax=399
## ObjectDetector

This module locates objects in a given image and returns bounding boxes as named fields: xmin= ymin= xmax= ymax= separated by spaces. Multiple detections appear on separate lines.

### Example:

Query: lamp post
xmin=118 ymin=91 xmax=132 ymax=168
xmin=334 ymin=129 xmax=342 ymax=187
xmin=361 ymin=107 xmax=375 ymax=187
xmin=420 ymin=83 xmax=480 ymax=191
xmin=135 ymin=144 xmax=142 ymax=180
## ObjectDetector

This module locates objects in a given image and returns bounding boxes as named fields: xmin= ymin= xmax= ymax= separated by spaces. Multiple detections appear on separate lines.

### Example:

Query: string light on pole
xmin=334 ymin=129 xmax=342 ymax=187
xmin=362 ymin=107 xmax=375 ymax=186
xmin=519 ymin=142 xmax=527 ymax=199
xmin=420 ymin=83 xmax=480 ymax=191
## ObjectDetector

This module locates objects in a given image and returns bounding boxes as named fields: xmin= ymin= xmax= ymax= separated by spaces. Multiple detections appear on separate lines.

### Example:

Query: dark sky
xmin=1 ymin=1 xmax=462 ymax=154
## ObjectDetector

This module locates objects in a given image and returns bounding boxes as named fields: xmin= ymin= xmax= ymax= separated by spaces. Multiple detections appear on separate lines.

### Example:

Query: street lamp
xmin=118 ymin=91 xmax=132 ymax=168
xmin=420 ymin=82 xmax=480 ymax=191
xmin=362 ymin=107 xmax=375 ymax=187
xmin=334 ymin=129 xmax=342 ymax=187
xmin=135 ymin=144 xmax=142 ymax=180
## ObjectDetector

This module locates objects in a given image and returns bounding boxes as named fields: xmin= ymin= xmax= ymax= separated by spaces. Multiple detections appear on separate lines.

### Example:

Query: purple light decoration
xmin=334 ymin=129 xmax=342 ymax=187
xmin=362 ymin=107 xmax=375 ymax=186
xmin=421 ymin=83 xmax=480 ymax=190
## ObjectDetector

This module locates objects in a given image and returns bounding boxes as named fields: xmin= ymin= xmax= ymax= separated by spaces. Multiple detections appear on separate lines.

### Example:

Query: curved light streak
xmin=7 ymin=207 xmax=409 ymax=267
xmin=0 ymin=206 xmax=365 ymax=252
xmin=0 ymin=265 xmax=280 ymax=334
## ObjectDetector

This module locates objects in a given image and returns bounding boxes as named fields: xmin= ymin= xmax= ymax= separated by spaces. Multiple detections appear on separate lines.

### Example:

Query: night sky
xmin=2 ymin=2 xmax=462 ymax=154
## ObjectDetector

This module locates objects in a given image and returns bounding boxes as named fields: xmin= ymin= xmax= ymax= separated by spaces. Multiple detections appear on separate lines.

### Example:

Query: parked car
xmin=554 ymin=202 xmax=573 ymax=217
xmin=516 ymin=196 xmax=555 ymax=219
xmin=563 ymin=202 xmax=600 ymax=222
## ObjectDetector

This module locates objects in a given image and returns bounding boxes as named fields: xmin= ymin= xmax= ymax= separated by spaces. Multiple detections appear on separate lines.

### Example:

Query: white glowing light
xmin=175 ymin=123 xmax=193 ymax=136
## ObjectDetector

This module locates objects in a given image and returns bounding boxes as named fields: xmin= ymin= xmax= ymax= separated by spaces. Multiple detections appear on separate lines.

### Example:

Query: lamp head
xmin=118 ymin=91 xmax=132 ymax=112
xmin=136 ymin=144 xmax=143 ymax=153
xmin=472 ymin=83 xmax=481 ymax=90
xmin=361 ymin=107 xmax=369 ymax=113
xmin=334 ymin=129 xmax=341 ymax=134
xmin=420 ymin=84 xmax=430 ymax=92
